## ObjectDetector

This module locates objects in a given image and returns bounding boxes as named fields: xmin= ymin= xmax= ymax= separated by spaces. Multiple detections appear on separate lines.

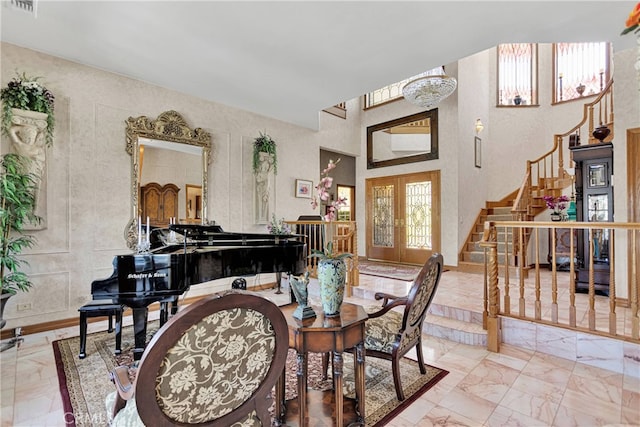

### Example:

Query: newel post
xmin=479 ymin=221 xmax=500 ymax=352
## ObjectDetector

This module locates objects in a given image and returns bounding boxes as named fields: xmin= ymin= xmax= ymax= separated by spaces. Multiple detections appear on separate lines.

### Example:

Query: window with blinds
xmin=553 ymin=42 xmax=610 ymax=104
xmin=497 ymin=43 xmax=538 ymax=107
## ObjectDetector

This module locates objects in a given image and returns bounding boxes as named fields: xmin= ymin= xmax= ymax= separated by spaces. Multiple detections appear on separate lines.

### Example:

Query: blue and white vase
xmin=317 ymin=259 xmax=347 ymax=317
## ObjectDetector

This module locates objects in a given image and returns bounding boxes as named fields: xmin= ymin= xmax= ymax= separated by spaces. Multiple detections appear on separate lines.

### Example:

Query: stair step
xmin=473 ymin=241 xmax=509 ymax=252
xmin=351 ymin=287 xmax=487 ymax=347
xmin=457 ymin=261 xmax=486 ymax=274
xmin=462 ymin=251 xmax=509 ymax=264
xmin=482 ymin=214 xmax=514 ymax=221
xmin=456 ymin=261 xmax=530 ymax=278
xmin=429 ymin=302 xmax=483 ymax=325
xmin=473 ymin=230 xmax=512 ymax=239
xmin=488 ymin=206 xmax=513 ymax=215
xmin=423 ymin=314 xmax=487 ymax=346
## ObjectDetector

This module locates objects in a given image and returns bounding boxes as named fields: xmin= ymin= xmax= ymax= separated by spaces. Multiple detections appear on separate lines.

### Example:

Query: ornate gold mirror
xmin=366 ymin=109 xmax=438 ymax=169
xmin=125 ymin=110 xmax=211 ymax=249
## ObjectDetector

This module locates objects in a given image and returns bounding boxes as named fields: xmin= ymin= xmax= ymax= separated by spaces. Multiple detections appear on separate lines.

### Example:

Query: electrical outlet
xmin=16 ymin=303 xmax=32 ymax=311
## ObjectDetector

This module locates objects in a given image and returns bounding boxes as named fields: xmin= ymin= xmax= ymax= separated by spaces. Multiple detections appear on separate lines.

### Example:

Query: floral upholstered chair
xmin=363 ymin=253 xmax=443 ymax=401
xmin=105 ymin=290 xmax=289 ymax=426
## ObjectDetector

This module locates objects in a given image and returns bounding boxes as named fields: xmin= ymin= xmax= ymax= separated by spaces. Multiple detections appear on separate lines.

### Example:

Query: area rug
xmin=53 ymin=322 xmax=447 ymax=427
xmin=358 ymin=260 xmax=424 ymax=281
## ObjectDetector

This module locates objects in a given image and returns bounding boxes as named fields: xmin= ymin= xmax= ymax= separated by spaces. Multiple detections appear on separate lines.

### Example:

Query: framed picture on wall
xmin=474 ymin=136 xmax=482 ymax=168
xmin=295 ymin=179 xmax=313 ymax=198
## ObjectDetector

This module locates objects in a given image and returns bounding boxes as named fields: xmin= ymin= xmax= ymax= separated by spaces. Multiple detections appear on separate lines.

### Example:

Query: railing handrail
xmin=507 ymin=80 xmax=615 ymax=270
xmin=482 ymin=220 xmax=640 ymax=231
xmin=480 ymin=220 xmax=640 ymax=353
xmin=511 ymin=167 xmax=532 ymax=216
xmin=557 ymin=78 xmax=615 ymax=139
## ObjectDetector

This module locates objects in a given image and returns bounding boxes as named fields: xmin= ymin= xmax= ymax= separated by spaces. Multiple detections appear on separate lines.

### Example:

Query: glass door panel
xmin=366 ymin=171 xmax=440 ymax=264
xmin=368 ymin=181 xmax=398 ymax=261
xmin=587 ymin=194 xmax=610 ymax=263
xmin=402 ymin=173 xmax=440 ymax=264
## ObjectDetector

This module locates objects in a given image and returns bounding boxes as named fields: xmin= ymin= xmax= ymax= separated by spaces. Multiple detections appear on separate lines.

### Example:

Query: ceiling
xmin=1 ymin=1 xmax=636 ymax=130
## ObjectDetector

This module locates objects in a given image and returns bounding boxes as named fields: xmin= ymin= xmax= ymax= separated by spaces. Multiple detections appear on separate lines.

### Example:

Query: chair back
xmin=134 ymin=290 xmax=288 ymax=426
xmin=401 ymin=253 xmax=444 ymax=335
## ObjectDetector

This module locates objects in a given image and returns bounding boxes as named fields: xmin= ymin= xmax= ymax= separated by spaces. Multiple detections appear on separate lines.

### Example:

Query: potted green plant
xmin=0 ymin=153 xmax=42 ymax=329
xmin=252 ymin=132 xmax=277 ymax=175
xmin=1 ymin=71 xmax=55 ymax=146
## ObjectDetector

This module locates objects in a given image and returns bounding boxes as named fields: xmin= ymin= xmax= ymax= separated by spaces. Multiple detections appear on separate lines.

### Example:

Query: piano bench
xmin=78 ymin=301 xmax=124 ymax=359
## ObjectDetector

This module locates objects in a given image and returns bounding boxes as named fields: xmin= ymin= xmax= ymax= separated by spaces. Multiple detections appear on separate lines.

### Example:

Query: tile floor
xmin=1 ymin=270 xmax=639 ymax=426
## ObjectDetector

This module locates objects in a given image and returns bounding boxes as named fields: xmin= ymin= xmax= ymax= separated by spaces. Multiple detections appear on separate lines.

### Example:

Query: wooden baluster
xmin=632 ymin=229 xmax=639 ymax=339
xmin=557 ymin=135 xmax=564 ymax=173
xmin=609 ymin=87 xmax=614 ymax=128
xmin=551 ymin=227 xmax=559 ymax=323
xmin=480 ymin=223 xmax=500 ymax=353
xmin=535 ymin=228 xmax=542 ymax=320
xmin=609 ymin=229 xmax=616 ymax=335
xmin=504 ymin=226 xmax=510 ymax=315
xmin=588 ymin=228 xmax=596 ymax=330
xmin=483 ymin=246 xmax=488 ymax=330
xmin=588 ymin=105 xmax=595 ymax=144
xmin=519 ymin=226 xmax=526 ymax=317
xmin=569 ymin=225 xmax=576 ymax=327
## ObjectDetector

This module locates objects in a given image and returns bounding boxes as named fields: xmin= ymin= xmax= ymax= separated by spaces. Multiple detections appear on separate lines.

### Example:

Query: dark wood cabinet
xmin=570 ymin=142 xmax=613 ymax=294
xmin=140 ymin=182 xmax=179 ymax=227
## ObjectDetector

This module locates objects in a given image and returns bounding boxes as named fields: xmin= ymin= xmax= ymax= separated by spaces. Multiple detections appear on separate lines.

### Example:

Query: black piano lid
xmin=168 ymin=224 xmax=224 ymax=238
xmin=168 ymin=224 xmax=302 ymax=243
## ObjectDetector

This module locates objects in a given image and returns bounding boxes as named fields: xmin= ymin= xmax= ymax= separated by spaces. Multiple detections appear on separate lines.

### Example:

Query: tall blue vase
xmin=317 ymin=259 xmax=347 ymax=317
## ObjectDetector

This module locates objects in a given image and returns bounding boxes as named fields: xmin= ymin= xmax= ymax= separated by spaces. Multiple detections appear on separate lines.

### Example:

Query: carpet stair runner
xmin=458 ymin=205 xmax=514 ymax=274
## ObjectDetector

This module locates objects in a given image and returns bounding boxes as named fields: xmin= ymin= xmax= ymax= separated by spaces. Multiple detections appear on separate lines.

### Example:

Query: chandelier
xmin=402 ymin=66 xmax=457 ymax=109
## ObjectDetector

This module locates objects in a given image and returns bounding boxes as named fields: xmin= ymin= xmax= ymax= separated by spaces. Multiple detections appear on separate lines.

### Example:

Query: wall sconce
xmin=475 ymin=119 xmax=484 ymax=134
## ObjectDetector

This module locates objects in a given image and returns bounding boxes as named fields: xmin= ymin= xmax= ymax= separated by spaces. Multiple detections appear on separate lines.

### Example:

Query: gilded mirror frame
xmin=124 ymin=110 xmax=212 ymax=249
xmin=366 ymin=109 xmax=439 ymax=169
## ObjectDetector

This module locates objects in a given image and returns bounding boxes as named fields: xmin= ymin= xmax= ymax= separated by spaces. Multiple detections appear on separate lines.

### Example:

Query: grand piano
xmin=91 ymin=224 xmax=306 ymax=359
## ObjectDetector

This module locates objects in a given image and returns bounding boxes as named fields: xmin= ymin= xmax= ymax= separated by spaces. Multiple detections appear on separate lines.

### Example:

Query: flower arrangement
xmin=309 ymin=158 xmax=351 ymax=261
xmin=543 ymin=195 xmax=570 ymax=217
xmin=252 ymin=132 xmax=277 ymax=175
xmin=266 ymin=214 xmax=291 ymax=235
xmin=1 ymin=72 xmax=55 ymax=146
xmin=621 ymin=2 xmax=640 ymax=35
xmin=311 ymin=158 xmax=347 ymax=222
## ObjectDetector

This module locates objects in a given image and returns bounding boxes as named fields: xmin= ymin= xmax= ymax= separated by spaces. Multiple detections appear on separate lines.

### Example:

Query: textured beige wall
xmin=0 ymin=42 xmax=360 ymax=328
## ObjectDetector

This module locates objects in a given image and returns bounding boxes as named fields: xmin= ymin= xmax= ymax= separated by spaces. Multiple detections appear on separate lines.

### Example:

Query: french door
xmin=365 ymin=171 xmax=441 ymax=264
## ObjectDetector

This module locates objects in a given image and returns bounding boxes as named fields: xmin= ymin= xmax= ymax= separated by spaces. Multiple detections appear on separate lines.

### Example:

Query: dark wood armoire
xmin=140 ymin=182 xmax=180 ymax=227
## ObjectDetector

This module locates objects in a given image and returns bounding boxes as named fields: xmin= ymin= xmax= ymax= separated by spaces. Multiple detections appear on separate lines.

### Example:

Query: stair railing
xmin=510 ymin=79 xmax=614 ymax=268
xmin=480 ymin=220 xmax=640 ymax=353
xmin=557 ymin=78 xmax=615 ymax=147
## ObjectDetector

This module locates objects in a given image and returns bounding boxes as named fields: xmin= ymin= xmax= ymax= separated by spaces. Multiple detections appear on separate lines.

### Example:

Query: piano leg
xmin=131 ymin=307 xmax=149 ymax=360
xmin=170 ymin=296 xmax=179 ymax=315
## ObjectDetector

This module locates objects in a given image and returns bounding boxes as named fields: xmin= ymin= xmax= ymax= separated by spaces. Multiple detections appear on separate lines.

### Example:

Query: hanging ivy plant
xmin=252 ymin=132 xmax=277 ymax=175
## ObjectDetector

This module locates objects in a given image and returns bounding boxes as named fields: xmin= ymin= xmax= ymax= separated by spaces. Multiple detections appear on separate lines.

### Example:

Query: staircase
xmin=459 ymin=79 xmax=614 ymax=273
xmin=458 ymin=205 xmax=513 ymax=274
